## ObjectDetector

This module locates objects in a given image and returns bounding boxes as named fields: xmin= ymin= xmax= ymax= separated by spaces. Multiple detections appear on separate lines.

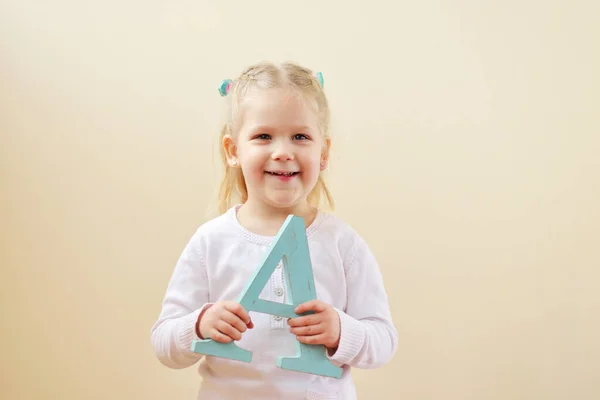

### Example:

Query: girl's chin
xmin=263 ymin=194 xmax=306 ymax=209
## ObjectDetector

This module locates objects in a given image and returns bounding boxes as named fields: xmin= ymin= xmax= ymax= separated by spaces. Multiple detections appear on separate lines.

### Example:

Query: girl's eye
xmin=254 ymin=134 xmax=271 ymax=140
xmin=293 ymin=134 xmax=310 ymax=140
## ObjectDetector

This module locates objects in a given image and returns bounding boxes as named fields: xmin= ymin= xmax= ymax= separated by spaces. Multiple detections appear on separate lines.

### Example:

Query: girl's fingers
xmin=215 ymin=320 xmax=242 ymax=341
xmin=296 ymin=333 xmax=328 ymax=346
xmin=221 ymin=310 xmax=248 ymax=333
xmin=295 ymin=300 xmax=326 ymax=314
xmin=211 ymin=329 xmax=233 ymax=343
xmin=289 ymin=323 xmax=324 ymax=336
xmin=288 ymin=314 xmax=321 ymax=327
xmin=224 ymin=302 xmax=253 ymax=327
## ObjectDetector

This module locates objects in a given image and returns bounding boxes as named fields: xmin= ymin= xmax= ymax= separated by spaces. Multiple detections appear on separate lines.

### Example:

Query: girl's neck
xmin=236 ymin=199 xmax=318 ymax=237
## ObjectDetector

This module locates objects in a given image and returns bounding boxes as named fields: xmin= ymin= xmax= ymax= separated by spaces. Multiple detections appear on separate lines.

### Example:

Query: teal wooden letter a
xmin=190 ymin=215 xmax=343 ymax=379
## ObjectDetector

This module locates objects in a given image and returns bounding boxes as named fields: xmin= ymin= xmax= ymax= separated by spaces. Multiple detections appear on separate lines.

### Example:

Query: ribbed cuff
xmin=327 ymin=308 xmax=365 ymax=366
xmin=176 ymin=304 xmax=212 ymax=356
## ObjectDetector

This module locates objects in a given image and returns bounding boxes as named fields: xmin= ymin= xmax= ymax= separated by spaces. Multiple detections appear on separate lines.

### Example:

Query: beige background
xmin=2 ymin=1 xmax=599 ymax=399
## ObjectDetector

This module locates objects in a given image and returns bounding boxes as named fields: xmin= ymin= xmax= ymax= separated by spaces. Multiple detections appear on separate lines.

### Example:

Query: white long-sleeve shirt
xmin=151 ymin=205 xmax=398 ymax=400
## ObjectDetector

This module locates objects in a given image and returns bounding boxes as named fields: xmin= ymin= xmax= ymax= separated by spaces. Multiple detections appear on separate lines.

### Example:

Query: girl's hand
xmin=197 ymin=301 xmax=254 ymax=343
xmin=288 ymin=300 xmax=341 ymax=351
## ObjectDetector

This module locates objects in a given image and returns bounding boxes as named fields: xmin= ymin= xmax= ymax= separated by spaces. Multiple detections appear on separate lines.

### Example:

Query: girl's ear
xmin=223 ymin=134 xmax=239 ymax=167
xmin=320 ymin=137 xmax=331 ymax=171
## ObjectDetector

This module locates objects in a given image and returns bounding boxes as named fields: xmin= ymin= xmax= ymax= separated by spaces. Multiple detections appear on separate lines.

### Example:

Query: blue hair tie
xmin=315 ymin=72 xmax=324 ymax=87
xmin=218 ymin=79 xmax=232 ymax=97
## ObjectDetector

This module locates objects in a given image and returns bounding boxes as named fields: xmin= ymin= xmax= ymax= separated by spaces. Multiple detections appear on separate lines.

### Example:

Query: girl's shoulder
xmin=316 ymin=211 xmax=382 ymax=271
xmin=183 ymin=206 xmax=240 ymax=248
xmin=312 ymin=210 xmax=371 ymax=252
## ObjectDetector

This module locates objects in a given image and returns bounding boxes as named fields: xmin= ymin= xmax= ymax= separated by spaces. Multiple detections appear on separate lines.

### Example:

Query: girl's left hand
xmin=288 ymin=300 xmax=341 ymax=351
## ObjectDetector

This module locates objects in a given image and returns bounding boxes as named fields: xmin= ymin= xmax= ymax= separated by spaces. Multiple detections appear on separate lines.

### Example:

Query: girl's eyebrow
xmin=250 ymin=125 xmax=312 ymax=132
xmin=249 ymin=125 xmax=273 ymax=132
xmin=291 ymin=126 xmax=311 ymax=132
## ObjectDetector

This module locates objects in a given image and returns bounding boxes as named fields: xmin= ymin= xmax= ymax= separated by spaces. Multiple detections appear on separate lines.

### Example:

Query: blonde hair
xmin=217 ymin=61 xmax=334 ymax=214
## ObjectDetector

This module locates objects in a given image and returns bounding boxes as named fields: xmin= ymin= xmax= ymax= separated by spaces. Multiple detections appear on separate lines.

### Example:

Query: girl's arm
xmin=150 ymin=232 xmax=211 ymax=369
xmin=328 ymin=234 xmax=398 ymax=369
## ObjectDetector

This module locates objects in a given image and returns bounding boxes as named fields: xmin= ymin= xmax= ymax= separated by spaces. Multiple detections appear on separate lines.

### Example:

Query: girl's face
xmin=224 ymin=87 xmax=329 ymax=212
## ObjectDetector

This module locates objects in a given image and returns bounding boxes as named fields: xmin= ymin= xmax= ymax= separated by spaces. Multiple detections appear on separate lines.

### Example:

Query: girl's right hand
xmin=198 ymin=301 xmax=254 ymax=343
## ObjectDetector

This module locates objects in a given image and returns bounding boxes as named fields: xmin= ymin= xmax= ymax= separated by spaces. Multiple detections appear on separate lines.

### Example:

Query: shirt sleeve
xmin=150 ymin=230 xmax=212 ymax=369
xmin=327 ymin=233 xmax=398 ymax=369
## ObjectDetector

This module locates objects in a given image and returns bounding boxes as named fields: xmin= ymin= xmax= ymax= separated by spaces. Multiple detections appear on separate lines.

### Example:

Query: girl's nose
xmin=271 ymin=143 xmax=294 ymax=161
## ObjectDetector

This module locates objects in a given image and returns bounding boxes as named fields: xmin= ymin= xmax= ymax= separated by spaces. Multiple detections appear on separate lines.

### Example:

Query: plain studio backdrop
xmin=1 ymin=1 xmax=599 ymax=399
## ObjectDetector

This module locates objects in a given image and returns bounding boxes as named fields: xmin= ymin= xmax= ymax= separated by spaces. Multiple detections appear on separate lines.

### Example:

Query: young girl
xmin=151 ymin=61 xmax=398 ymax=399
